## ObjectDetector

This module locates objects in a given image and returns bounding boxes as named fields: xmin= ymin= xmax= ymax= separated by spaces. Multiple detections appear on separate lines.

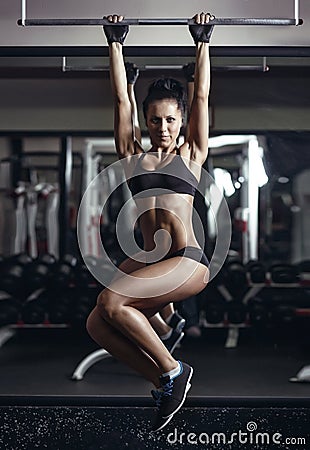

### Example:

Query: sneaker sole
xmin=151 ymin=383 xmax=192 ymax=433
xmin=169 ymin=331 xmax=185 ymax=354
xmin=151 ymin=413 xmax=174 ymax=433
xmin=162 ymin=366 xmax=193 ymax=419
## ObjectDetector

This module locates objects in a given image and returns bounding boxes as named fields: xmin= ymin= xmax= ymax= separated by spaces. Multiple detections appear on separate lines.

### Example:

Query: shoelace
xmin=162 ymin=379 xmax=174 ymax=397
xmin=151 ymin=378 xmax=174 ymax=408
xmin=151 ymin=389 xmax=163 ymax=408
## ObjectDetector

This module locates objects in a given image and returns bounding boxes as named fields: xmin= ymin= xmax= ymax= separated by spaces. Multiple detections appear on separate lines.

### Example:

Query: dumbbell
xmin=70 ymin=289 xmax=97 ymax=328
xmin=226 ymin=300 xmax=247 ymax=324
xmin=11 ymin=253 xmax=33 ymax=266
xmin=0 ymin=264 xmax=24 ymax=296
xmin=100 ymin=260 xmax=117 ymax=285
xmin=246 ymin=260 xmax=266 ymax=284
xmin=83 ymin=255 xmax=98 ymax=267
xmin=76 ymin=257 xmax=116 ymax=288
xmin=24 ymin=261 xmax=50 ymax=293
xmin=48 ymin=290 xmax=72 ymax=324
xmin=203 ymin=286 xmax=226 ymax=324
xmin=0 ymin=292 xmax=21 ymax=326
xmin=247 ymin=296 xmax=269 ymax=326
xmin=22 ymin=289 xmax=48 ymax=324
xmin=223 ymin=261 xmax=247 ymax=294
xmin=269 ymin=263 xmax=299 ymax=284
xmin=0 ymin=253 xmax=33 ymax=296
xmin=23 ymin=253 xmax=58 ymax=294
xmin=74 ymin=263 xmax=98 ymax=288
xmin=39 ymin=253 xmax=57 ymax=266
xmin=205 ymin=300 xmax=226 ymax=324
xmin=49 ymin=254 xmax=77 ymax=289
xmin=62 ymin=254 xmax=78 ymax=267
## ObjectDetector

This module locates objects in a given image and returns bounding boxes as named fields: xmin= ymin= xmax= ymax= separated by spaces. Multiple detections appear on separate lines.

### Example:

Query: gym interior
xmin=0 ymin=1 xmax=309 ymax=448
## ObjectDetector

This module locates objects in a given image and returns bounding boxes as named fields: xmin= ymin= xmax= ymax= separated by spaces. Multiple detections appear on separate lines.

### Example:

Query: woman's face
xmin=146 ymin=99 xmax=183 ymax=149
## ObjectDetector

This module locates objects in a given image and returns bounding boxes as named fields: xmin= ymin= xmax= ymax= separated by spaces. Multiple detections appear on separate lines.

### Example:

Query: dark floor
xmin=0 ymin=326 xmax=309 ymax=400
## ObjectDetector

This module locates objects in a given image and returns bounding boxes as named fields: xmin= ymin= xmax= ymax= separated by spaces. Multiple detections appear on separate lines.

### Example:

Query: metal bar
xmin=58 ymin=137 xmax=72 ymax=259
xmin=144 ymin=65 xmax=182 ymax=70
xmin=62 ymin=56 xmax=66 ymax=72
xmin=17 ymin=17 xmax=303 ymax=27
xmin=64 ymin=64 xmax=270 ymax=72
xmin=295 ymin=0 xmax=300 ymax=25
xmin=263 ymin=56 xmax=268 ymax=72
xmin=215 ymin=64 xmax=269 ymax=72
xmin=64 ymin=65 xmax=107 ymax=72
xmin=145 ymin=63 xmax=270 ymax=72
xmin=62 ymin=62 xmax=269 ymax=73
xmin=21 ymin=0 xmax=26 ymax=26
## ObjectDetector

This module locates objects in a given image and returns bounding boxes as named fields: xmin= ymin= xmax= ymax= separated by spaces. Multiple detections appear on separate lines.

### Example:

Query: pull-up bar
xmin=61 ymin=57 xmax=269 ymax=73
xmin=18 ymin=18 xmax=303 ymax=26
xmin=18 ymin=0 xmax=302 ymax=27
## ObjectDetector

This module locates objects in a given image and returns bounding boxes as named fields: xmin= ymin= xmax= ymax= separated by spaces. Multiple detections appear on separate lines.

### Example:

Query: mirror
xmin=0 ymin=50 xmax=309 ymax=403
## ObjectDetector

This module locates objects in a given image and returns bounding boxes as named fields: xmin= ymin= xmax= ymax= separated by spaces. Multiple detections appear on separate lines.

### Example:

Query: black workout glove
xmin=183 ymin=62 xmax=195 ymax=82
xmin=125 ymin=62 xmax=139 ymax=85
xmin=103 ymin=19 xmax=129 ymax=45
xmin=189 ymin=16 xmax=215 ymax=44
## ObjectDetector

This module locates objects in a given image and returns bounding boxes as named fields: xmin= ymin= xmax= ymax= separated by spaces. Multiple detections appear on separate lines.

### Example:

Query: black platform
xmin=0 ymin=327 xmax=309 ymax=449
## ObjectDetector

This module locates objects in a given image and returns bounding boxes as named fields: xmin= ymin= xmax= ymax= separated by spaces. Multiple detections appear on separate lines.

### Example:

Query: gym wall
xmin=1 ymin=0 xmax=309 ymax=46
xmin=0 ymin=0 xmax=309 ymax=132
xmin=0 ymin=72 xmax=308 ymax=132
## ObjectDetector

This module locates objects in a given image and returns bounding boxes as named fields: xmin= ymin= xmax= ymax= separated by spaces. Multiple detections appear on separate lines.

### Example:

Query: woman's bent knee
xmin=85 ymin=307 xmax=113 ymax=348
xmin=96 ymin=289 xmax=123 ymax=321
xmin=86 ymin=307 xmax=99 ymax=338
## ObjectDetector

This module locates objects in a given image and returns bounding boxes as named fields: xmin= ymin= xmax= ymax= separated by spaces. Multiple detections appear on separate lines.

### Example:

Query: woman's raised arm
xmin=125 ymin=62 xmax=142 ymax=143
xmin=187 ymin=13 xmax=215 ymax=164
xmin=103 ymin=15 xmax=135 ymax=159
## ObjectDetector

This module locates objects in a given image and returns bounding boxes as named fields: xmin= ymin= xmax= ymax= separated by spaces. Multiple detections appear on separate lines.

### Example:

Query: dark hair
xmin=142 ymin=78 xmax=187 ymax=122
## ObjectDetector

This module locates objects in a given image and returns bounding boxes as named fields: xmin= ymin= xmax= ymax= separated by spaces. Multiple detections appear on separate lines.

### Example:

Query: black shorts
xmin=147 ymin=246 xmax=209 ymax=268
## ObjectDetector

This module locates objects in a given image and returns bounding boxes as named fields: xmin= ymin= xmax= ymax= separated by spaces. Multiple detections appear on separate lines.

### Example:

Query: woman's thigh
xmin=118 ymin=255 xmax=146 ymax=274
xmin=106 ymin=256 xmax=209 ymax=312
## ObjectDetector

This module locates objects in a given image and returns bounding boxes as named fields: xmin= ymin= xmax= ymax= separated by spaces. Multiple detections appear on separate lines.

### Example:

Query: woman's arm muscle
xmin=109 ymin=43 xmax=135 ymax=158
xmin=187 ymin=42 xmax=211 ymax=164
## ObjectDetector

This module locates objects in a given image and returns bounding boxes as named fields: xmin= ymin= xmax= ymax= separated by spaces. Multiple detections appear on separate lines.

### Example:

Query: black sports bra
xmin=128 ymin=151 xmax=199 ymax=198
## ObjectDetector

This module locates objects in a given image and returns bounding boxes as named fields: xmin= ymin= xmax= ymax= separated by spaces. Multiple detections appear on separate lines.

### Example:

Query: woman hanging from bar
xmin=86 ymin=12 xmax=214 ymax=432
xmin=124 ymin=60 xmax=187 ymax=352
